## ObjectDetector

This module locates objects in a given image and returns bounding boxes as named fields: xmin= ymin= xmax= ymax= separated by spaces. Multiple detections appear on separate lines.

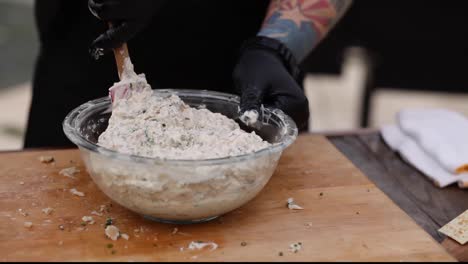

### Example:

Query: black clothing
xmin=26 ymin=0 xmax=270 ymax=148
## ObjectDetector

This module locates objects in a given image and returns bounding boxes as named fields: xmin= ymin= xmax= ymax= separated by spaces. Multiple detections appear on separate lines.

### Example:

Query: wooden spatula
xmin=112 ymin=42 xmax=130 ymax=81
xmin=107 ymin=23 xmax=137 ymax=103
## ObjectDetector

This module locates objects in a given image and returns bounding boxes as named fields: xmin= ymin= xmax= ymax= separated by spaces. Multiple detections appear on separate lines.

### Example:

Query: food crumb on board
xmin=39 ymin=156 xmax=54 ymax=164
xmin=59 ymin=167 xmax=80 ymax=179
xmin=70 ymin=188 xmax=85 ymax=197
xmin=172 ymin=227 xmax=178 ymax=235
xmin=82 ymin=216 xmax=95 ymax=225
xmin=305 ymin=222 xmax=312 ymax=228
xmin=241 ymin=242 xmax=247 ymax=247
xmin=287 ymin=198 xmax=304 ymax=210
xmin=58 ymin=241 xmax=63 ymax=246
xmin=107 ymin=243 xmax=114 ymax=249
xmin=24 ymin=222 xmax=33 ymax=228
xmin=188 ymin=241 xmax=218 ymax=251
xmin=289 ymin=242 xmax=303 ymax=253
xmin=121 ymin=233 xmax=130 ymax=240
xmin=42 ymin=207 xmax=54 ymax=215
xmin=105 ymin=225 xmax=120 ymax=241
xmin=319 ymin=192 xmax=324 ymax=197
xmin=99 ymin=204 xmax=109 ymax=213
xmin=19 ymin=182 xmax=24 ymax=185
xmin=279 ymin=252 xmax=284 ymax=256
xmin=18 ymin=209 xmax=29 ymax=217
xmin=91 ymin=210 xmax=103 ymax=217
xmin=59 ymin=224 xmax=65 ymax=230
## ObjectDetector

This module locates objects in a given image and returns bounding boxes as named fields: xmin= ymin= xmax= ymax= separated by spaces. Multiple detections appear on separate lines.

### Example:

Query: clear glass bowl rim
xmin=62 ymin=89 xmax=298 ymax=166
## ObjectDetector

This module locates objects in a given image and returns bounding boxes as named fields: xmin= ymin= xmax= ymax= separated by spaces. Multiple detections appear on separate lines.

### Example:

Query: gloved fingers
xmin=89 ymin=0 xmax=164 ymax=21
xmin=89 ymin=21 xmax=139 ymax=59
xmin=88 ymin=0 xmax=106 ymax=20
xmin=272 ymin=94 xmax=310 ymax=129
xmin=88 ymin=0 xmax=131 ymax=21
xmin=268 ymin=76 xmax=310 ymax=129
xmin=238 ymin=84 xmax=266 ymax=114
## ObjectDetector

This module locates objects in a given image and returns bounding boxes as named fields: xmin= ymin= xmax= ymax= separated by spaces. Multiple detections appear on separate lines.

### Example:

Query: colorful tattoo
xmin=258 ymin=0 xmax=352 ymax=61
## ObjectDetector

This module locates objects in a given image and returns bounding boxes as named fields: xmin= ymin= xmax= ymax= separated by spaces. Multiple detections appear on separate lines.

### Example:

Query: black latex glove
xmin=88 ymin=0 xmax=166 ymax=59
xmin=233 ymin=38 xmax=310 ymax=130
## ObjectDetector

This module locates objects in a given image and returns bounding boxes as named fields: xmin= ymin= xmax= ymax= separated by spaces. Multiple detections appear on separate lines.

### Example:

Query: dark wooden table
xmin=326 ymin=130 xmax=468 ymax=261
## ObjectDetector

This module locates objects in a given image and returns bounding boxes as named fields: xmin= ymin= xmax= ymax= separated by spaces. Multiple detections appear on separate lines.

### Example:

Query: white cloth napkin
xmin=381 ymin=109 xmax=468 ymax=188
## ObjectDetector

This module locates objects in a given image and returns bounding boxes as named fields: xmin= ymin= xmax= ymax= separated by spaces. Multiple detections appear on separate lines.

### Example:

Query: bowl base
xmin=142 ymin=215 xmax=219 ymax=225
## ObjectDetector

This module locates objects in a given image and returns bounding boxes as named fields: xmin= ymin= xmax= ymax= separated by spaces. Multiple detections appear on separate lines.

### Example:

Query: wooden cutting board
xmin=0 ymin=135 xmax=455 ymax=262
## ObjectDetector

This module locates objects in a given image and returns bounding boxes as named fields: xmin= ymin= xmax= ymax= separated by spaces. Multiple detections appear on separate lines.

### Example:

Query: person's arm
xmin=258 ymin=0 xmax=353 ymax=62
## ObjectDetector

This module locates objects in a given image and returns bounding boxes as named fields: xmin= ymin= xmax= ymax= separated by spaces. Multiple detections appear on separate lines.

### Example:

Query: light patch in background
xmin=0 ymin=0 xmax=33 ymax=6
xmin=0 ymin=83 xmax=31 ymax=150
xmin=371 ymin=89 xmax=468 ymax=128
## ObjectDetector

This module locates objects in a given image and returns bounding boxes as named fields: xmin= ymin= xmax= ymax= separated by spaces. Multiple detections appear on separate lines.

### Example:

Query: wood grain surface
xmin=0 ymin=135 xmax=455 ymax=261
xmin=329 ymin=132 xmax=468 ymax=261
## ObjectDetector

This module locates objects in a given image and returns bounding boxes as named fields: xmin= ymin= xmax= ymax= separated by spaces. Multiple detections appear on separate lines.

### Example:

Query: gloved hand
xmin=233 ymin=37 xmax=310 ymax=130
xmin=88 ymin=0 xmax=166 ymax=59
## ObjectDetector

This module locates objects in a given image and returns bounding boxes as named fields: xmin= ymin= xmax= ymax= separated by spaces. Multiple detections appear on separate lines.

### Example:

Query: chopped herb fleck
xmin=81 ymin=222 xmax=87 ymax=226
xmin=105 ymin=217 xmax=113 ymax=227
xmin=111 ymin=250 xmax=116 ymax=255
xmin=107 ymin=243 xmax=114 ymax=249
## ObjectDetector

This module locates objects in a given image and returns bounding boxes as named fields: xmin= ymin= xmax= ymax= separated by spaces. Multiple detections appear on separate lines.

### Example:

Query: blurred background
xmin=0 ymin=0 xmax=36 ymax=150
xmin=1 ymin=0 xmax=468 ymax=150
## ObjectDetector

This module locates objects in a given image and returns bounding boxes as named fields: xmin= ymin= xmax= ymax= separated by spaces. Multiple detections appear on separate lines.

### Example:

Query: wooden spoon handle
xmin=108 ymin=23 xmax=130 ymax=80
xmin=112 ymin=43 xmax=130 ymax=80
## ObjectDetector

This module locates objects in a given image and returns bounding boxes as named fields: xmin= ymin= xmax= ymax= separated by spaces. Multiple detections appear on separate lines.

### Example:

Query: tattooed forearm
xmin=258 ymin=0 xmax=353 ymax=62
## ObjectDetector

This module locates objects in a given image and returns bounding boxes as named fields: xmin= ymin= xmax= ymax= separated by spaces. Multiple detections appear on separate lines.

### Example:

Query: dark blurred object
xmin=301 ymin=0 xmax=468 ymax=126
xmin=88 ymin=0 xmax=167 ymax=58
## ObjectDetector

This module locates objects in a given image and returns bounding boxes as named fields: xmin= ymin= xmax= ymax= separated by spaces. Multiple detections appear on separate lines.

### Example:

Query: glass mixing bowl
xmin=63 ymin=89 xmax=297 ymax=224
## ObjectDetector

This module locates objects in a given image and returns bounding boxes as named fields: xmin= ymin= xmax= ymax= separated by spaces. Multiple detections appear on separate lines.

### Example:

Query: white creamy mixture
xmin=98 ymin=59 xmax=270 ymax=160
